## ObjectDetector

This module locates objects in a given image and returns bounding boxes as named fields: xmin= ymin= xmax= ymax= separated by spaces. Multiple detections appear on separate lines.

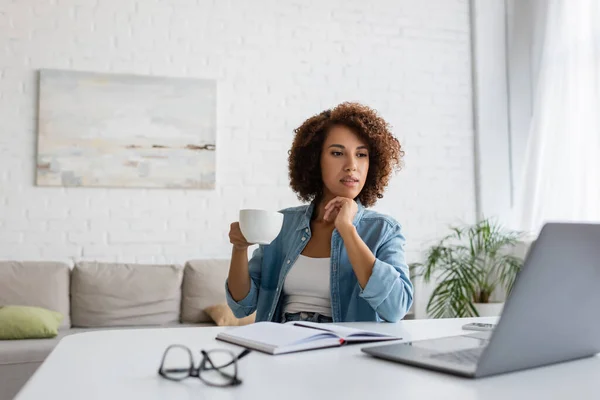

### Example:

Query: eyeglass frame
xmin=158 ymin=344 xmax=251 ymax=387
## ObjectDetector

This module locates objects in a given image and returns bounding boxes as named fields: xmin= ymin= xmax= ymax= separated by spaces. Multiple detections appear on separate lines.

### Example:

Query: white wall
xmin=0 ymin=0 xmax=476 ymax=318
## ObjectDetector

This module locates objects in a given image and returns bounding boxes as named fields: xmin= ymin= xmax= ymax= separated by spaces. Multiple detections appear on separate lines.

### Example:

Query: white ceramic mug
xmin=239 ymin=209 xmax=284 ymax=245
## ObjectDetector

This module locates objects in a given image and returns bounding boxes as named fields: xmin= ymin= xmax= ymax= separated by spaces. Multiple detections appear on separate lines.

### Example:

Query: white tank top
xmin=282 ymin=255 xmax=332 ymax=317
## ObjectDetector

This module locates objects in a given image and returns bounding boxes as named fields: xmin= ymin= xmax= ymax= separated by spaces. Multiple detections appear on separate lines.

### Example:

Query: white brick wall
xmin=0 ymin=0 xmax=476 ymax=317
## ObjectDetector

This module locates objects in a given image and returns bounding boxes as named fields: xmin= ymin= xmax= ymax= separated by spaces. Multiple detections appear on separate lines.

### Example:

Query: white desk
xmin=14 ymin=317 xmax=600 ymax=400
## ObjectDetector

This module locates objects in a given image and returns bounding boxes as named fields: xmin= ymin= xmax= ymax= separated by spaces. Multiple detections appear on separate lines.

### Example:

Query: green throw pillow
xmin=0 ymin=305 xmax=64 ymax=340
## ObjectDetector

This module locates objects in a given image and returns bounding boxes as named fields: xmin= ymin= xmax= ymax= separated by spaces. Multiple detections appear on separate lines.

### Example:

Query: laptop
xmin=362 ymin=222 xmax=600 ymax=378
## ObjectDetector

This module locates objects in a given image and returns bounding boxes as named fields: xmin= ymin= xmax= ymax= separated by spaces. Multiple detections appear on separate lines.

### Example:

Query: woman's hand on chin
xmin=323 ymin=197 xmax=358 ymax=232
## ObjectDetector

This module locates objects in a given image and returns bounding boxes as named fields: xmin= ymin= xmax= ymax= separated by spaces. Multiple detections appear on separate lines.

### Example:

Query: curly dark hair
xmin=288 ymin=102 xmax=404 ymax=208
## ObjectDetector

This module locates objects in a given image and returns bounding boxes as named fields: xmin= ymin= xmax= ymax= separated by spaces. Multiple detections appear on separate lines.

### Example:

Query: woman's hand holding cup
xmin=229 ymin=222 xmax=252 ymax=251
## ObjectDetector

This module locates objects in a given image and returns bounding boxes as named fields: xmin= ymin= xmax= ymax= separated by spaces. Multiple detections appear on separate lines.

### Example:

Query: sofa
xmin=0 ymin=259 xmax=235 ymax=400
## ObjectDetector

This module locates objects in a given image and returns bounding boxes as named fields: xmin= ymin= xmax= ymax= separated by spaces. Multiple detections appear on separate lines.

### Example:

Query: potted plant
xmin=410 ymin=218 xmax=525 ymax=318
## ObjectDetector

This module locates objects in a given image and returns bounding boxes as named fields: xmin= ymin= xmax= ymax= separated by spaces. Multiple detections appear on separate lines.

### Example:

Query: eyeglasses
xmin=158 ymin=344 xmax=251 ymax=387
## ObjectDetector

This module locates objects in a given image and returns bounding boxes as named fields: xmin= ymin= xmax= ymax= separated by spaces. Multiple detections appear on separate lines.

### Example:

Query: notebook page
xmin=290 ymin=321 xmax=398 ymax=341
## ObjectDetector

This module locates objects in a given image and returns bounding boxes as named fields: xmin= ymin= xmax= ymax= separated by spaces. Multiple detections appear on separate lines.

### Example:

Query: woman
xmin=226 ymin=102 xmax=413 ymax=323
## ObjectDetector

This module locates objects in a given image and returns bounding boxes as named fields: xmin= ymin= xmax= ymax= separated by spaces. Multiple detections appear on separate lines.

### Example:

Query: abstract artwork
xmin=36 ymin=69 xmax=216 ymax=189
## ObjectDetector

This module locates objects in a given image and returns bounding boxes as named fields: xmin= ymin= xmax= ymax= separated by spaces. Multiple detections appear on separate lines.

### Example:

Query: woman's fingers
xmin=325 ymin=196 xmax=343 ymax=210
xmin=324 ymin=205 xmax=341 ymax=221
xmin=324 ymin=198 xmax=342 ymax=218
xmin=229 ymin=222 xmax=251 ymax=248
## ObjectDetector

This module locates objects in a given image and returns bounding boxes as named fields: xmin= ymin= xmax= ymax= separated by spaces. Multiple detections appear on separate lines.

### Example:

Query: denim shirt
xmin=225 ymin=201 xmax=413 ymax=323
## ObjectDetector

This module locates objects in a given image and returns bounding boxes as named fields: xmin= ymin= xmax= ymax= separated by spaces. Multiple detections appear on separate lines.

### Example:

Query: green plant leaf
xmin=416 ymin=217 xmax=526 ymax=318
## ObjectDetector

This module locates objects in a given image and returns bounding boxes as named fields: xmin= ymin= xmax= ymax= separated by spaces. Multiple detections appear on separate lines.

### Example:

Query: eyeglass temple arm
xmin=201 ymin=348 xmax=252 ymax=371
xmin=237 ymin=348 xmax=252 ymax=360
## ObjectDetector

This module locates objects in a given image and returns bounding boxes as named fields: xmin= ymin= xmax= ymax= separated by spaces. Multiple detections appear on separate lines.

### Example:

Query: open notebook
xmin=215 ymin=321 xmax=401 ymax=355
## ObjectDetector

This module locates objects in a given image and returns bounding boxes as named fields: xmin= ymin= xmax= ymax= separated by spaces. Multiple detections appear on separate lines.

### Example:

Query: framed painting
xmin=36 ymin=69 xmax=216 ymax=189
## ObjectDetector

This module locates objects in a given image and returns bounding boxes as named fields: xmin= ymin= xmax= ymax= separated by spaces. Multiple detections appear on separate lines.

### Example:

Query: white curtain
xmin=512 ymin=0 xmax=600 ymax=234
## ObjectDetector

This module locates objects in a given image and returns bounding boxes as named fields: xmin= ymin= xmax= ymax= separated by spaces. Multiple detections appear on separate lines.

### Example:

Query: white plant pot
xmin=473 ymin=302 xmax=504 ymax=317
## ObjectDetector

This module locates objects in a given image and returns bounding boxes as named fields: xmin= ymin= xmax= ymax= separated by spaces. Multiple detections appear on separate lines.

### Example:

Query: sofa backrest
xmin=0 ymin=261 xmax=71 ymax=329
xmin=0 ymin=259 xmax=232 ymax=327
xmin=181 ymin=259 xmax=230 ymax=323
xmin=70 ymin=262 xmax=184 ymax=327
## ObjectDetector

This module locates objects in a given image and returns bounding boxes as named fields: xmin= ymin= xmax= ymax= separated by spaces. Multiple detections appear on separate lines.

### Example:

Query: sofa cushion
xmin=71 ymin=262 xmax=183 ymax=327
xmin=0 ymin=361 xmax=42 ymax=400
xmin=0 ymin=323 xmax=215 ymax=366
xmin=0 ymin=261 xmax=71 ymax=329
xmin=0 ymin=329 xmax=74 ymax=365
xmin=181 ymin=259 xmax=230 ymax=323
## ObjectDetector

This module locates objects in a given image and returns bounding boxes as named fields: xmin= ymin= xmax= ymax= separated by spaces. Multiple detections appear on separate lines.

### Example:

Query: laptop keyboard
xmin=429 ymin=347 xmax=484 ymax=366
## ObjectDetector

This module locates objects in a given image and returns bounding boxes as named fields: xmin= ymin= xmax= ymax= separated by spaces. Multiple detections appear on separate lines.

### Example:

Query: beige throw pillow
xmin=204 ymin=303 xmax=255 ymax=326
